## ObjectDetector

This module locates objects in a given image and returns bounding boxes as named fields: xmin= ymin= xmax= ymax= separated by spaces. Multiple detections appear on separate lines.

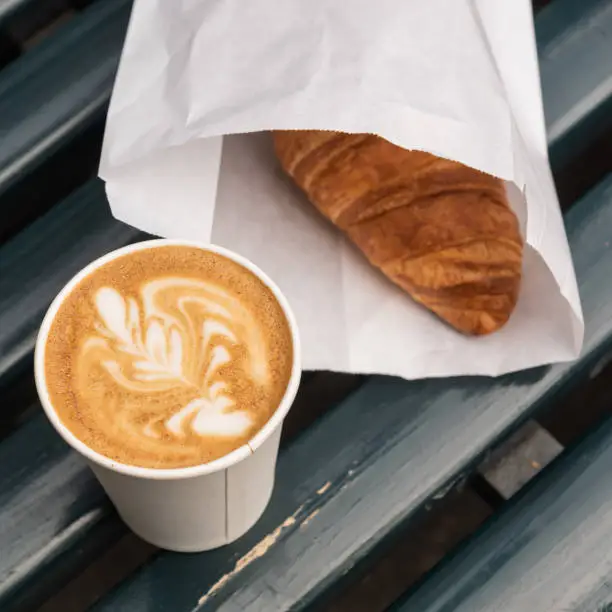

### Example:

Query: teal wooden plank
xmin=0 ymin=0 xmax=36 ymax=27
xmin=0 ymin=0 xmax=78 ymax=37
xmin=0 ymin=0 xmax=55 ymax=23
xmin=538 ymin=0 xmax=612 ymax=167
xmin=0 ymin=0 xmax=131 ymax=239
xmin=0 ymin=0 xmax=129 ymax=185
xmin=390 ymin=412 xmax=612 ymax=612
xmin=92 ymin=175 xmax=612 ymax=611
xmin=0 ymin=412 xmax=123 ymax=612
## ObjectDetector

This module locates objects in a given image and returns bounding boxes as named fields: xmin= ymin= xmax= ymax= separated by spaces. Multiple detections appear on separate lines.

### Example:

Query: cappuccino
xmin=43 ymin=244 xmax=294 ymax=469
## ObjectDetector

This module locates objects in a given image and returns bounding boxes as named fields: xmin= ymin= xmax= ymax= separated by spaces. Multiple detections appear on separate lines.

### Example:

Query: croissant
xmin=273 ymin=130 xmax=523 ymax=335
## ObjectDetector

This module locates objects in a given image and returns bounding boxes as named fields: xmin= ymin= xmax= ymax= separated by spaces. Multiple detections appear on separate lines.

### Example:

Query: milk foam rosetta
xmin=87 ymin=277 xmax=266 ymax=437
xmin=44 ymin=246 xmax=293 ymax=469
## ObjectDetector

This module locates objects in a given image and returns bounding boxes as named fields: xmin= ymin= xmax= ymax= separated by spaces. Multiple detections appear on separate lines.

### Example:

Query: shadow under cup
xmin=34 ymin=239 xmax=301 ymax=552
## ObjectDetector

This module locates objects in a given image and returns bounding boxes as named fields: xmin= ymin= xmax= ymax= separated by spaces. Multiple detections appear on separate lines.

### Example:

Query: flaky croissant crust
xmin=274 ymin=130 xmax=523 ymax=335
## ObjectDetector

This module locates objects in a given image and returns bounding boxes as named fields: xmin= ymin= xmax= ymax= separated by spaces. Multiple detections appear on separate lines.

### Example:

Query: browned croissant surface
xmin=273 ymin=130 xmax=523 ymax=335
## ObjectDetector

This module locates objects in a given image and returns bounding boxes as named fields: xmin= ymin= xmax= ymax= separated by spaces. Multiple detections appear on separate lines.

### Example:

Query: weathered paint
xmin=195 ymin=507 xmax=303 ymax=609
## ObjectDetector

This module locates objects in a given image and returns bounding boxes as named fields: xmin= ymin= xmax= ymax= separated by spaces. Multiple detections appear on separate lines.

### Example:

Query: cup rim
xmin=34 ymin=239 xmax=301 ymax=480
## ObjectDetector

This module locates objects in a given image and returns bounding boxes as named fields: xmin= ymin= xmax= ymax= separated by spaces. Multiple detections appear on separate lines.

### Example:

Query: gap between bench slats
xmin=390 ymin=411 xmax=612 ymax=612
xmin=0 ymin=0 xmax=95 ymax=51
xmin=91 ymin=175 xmax=612 ymax=611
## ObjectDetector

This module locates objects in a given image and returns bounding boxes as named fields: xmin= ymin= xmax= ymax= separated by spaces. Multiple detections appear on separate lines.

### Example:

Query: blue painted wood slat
xmin=0 ymin=0 xmax=130 ymax=192
xmin=0 ymin=413 xmax=123 ymax=612
xmin=538 ymin=0 xmax=612 ymax=168
xmin=0 ymin=0 xmax=38 ymax=24
xmin=0 ymin=0 xmax=132 ymax=240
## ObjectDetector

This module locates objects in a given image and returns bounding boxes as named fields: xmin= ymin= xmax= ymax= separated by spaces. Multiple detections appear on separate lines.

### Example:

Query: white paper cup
xmin=34 ymin=240 xmax=301 ymax=552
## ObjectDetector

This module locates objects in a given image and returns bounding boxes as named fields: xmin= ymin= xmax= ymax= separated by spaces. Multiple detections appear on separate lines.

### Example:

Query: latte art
xmin=43 ymin=245 xmax=294 ymax=469
xmin=85 ymin=277 xmax=266 ymax=439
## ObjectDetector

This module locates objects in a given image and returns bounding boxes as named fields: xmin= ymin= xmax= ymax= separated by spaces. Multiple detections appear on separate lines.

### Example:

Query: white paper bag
xmin=99 ymin=0 xmax=583 ymax=378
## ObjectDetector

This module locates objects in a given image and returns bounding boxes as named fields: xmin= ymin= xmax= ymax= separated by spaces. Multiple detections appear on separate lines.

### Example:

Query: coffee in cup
xmin=42 ymin=243 xmax=294 ymax=469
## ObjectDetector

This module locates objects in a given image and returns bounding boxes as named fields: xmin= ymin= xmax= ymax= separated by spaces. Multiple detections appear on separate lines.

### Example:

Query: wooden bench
xmin=0 ymin=0 xmax=610 ymax=610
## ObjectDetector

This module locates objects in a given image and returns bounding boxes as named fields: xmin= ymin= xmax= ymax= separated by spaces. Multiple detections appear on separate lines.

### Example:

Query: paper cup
xmin=34 ymin=240 xmax=301 ymax=552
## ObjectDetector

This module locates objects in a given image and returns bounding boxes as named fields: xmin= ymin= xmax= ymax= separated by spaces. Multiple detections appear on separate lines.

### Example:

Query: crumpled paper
xmin=99 ymin=0 xmax=583 ymax=378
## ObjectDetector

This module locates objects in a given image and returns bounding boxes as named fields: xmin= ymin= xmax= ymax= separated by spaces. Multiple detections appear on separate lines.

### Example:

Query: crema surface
xmin=44 ymin=246 xmax=293 ymax=468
